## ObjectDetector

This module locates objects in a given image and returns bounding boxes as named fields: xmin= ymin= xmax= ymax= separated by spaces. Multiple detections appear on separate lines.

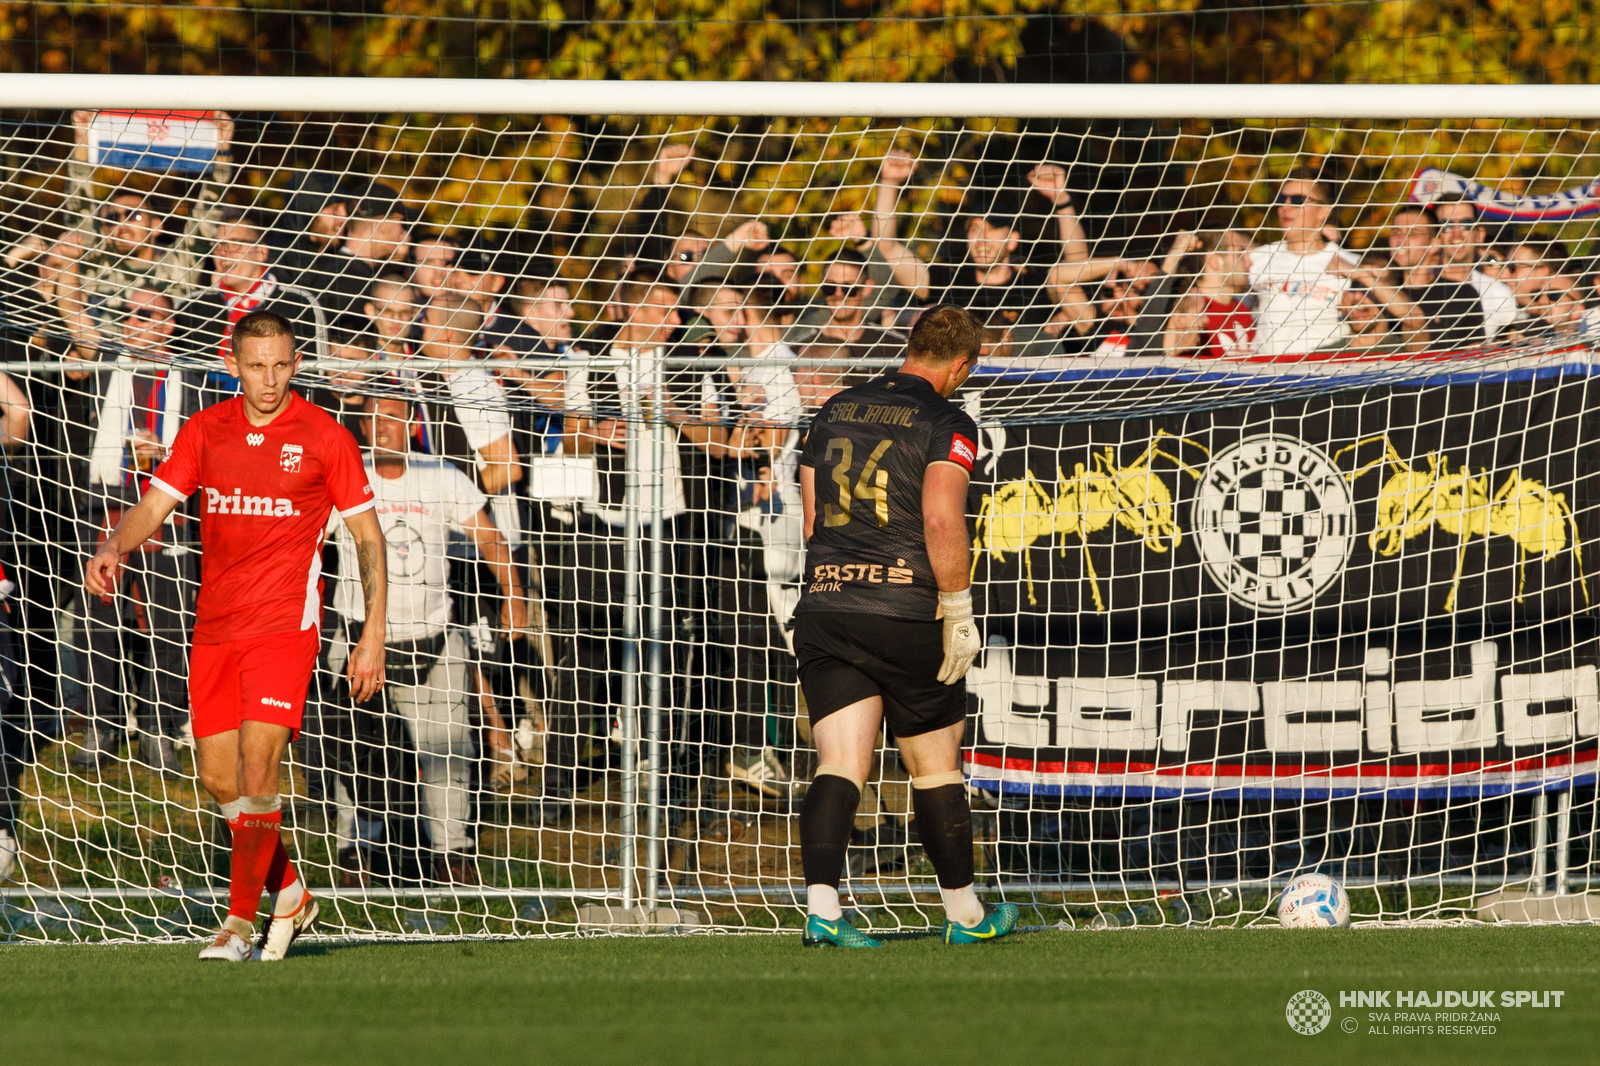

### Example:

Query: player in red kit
xmin=85 ymin=310 xmax=388 ymax=962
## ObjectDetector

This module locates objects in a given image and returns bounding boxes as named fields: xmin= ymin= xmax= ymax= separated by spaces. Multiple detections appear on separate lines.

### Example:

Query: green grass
xmin=2 ymin=927 xmax=1596 ymax=1065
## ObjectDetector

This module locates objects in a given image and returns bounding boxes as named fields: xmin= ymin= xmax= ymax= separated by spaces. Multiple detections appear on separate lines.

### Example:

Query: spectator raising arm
xmin=1032 ymin=166 xmax=1119 ymax=307
xmin=675 ymin=218 xmax=776 ymax=292
xmin=1163 ymin=230 xmax=1256 ymax=358
xmin=1045 ymin=255 xmax=1128 ymax=308
xmin=869 ymin=150 xmax=931 ymax=302
xmin=68 ymin=110 xmax=235 ymax=296
xmin=624 ymin=142 xmax=721 ymax=286
xmin=1027 ymin=164 xmax=1089 ymax=266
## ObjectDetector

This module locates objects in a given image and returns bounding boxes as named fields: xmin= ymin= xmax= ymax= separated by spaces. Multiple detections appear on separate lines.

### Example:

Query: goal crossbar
xmin=5 ymin=74 xmax=1600 ymax=118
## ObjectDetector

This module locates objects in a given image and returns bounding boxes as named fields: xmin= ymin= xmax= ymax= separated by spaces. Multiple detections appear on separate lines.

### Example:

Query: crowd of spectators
xmin=0 ymin=114 xmax=1596 ymax=886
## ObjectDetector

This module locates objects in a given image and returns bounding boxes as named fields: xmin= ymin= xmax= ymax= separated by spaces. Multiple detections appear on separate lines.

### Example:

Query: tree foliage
xmin=8 ymin=1 xmax=1600 ymax=85
xmin=8 ymin=3 xmax=1600 ymax=262
xmin=0 ymin=1 xmax=1053 ymax=81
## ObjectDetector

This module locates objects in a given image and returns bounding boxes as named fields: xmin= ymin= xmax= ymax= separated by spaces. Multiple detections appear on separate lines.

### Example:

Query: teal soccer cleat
xmin=943 ymin=902 xmax=1019 ymax=945
xmin=802 ymin=914 xmax=884 ymax=949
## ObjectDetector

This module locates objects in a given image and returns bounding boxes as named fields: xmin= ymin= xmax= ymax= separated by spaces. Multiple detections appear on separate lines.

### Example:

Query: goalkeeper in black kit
xmin=794 ymin=304 xmax=1016 ymax=948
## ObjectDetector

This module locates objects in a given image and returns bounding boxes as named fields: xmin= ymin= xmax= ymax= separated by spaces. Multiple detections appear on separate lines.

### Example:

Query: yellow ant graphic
xmin=971 ymin=430 xmax=1210 ymax=610
xmin=1334 ymin=435 xmax=1590 ymax=613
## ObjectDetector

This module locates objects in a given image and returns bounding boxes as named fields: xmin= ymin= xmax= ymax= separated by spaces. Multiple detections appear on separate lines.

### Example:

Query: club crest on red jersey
xmin=280 ymin=443 xmax=303 ymax=473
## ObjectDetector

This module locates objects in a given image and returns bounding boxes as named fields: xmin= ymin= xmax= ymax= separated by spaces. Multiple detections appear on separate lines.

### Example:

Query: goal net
xmin=1 ymin=78 xmax=1598 ymax=940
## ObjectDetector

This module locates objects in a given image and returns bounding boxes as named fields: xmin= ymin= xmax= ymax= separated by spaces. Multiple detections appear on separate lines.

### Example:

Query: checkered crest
xmin=1286 ymin=990 xmax=1332 ymax=1035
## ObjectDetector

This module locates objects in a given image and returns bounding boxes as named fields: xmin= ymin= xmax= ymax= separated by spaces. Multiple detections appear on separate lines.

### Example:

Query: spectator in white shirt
xmin=330 ymin=396 xmax=527 ymax=885
xmin=407 ymin=292 xmax=522 ymax=541
xmin=1247 ymin=169 xmax=1358 ymax=356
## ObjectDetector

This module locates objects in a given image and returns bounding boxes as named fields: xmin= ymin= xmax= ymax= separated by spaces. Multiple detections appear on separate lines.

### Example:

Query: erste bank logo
xmin=948 ymin=433 xmax=977 ymax=471
xmin=246 ymin=433 xmax=264 ymax=446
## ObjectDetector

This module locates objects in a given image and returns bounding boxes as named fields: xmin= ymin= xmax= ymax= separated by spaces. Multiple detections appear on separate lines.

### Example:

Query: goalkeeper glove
xmin=936 ymin=588 xmax=980 ymax=686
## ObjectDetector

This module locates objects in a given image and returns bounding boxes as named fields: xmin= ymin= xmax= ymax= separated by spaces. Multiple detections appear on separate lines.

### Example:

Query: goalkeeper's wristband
xmin=938 ymin=588 xmax=973 ymax=622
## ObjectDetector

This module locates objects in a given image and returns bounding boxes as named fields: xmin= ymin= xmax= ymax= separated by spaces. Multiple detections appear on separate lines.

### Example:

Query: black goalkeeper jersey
xmin=797 ymin=372 xmax=979 ymax=621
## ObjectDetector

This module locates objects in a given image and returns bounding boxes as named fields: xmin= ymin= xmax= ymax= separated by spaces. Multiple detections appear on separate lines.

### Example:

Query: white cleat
xmin=198 ymin=919 xmax=255 ymax=963
xmin=728 ymin=746 xmax=795 ymax=799
xmin=254 ymin=895 xmax=318 ymax=962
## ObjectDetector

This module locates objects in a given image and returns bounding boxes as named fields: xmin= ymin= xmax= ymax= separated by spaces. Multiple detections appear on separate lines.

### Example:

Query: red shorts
xmin=189 ymin=627 xmax=319 ymax=740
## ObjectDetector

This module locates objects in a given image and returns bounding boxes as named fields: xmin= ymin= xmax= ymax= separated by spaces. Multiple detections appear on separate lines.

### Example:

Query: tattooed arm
xmin=342 ymin=508 xmax=388 ymax=701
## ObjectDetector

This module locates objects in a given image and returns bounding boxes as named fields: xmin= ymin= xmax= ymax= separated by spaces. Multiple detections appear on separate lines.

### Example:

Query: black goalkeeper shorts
xmin=793 ymin=612 xmax=968 ymax=739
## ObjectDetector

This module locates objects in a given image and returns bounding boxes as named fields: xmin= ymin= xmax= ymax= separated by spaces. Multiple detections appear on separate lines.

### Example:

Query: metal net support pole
xmin=1532 ymin=790 xmax=1550 ymax=896
xmin=619 ymin=346 xmax=644 ymax=913
xmin=1556 ymin=788 xmax=1572 ymax=896
xmin=644 ymin=346 xmax=669 ymax=911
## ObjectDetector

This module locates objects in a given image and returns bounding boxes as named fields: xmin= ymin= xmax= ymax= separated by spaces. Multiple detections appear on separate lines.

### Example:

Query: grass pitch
xmin=1 ymin=927 xmax=1595 ymax=1065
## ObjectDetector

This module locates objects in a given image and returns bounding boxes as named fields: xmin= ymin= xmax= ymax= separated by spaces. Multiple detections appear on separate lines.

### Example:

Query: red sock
xmin=263 ymin=836 xmax=307 ymax=918
xmin=227 ymin=811 xmax=282 ymax=922
xmin=264 ymin=838 xmax=295 ymax=891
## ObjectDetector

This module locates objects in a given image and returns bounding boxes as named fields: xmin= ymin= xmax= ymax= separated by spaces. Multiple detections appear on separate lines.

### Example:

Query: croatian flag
xmin=1408 ymin=165 xmax=1600 ymax=222
xmin=86 ymin=111 xmax=221 ymax=176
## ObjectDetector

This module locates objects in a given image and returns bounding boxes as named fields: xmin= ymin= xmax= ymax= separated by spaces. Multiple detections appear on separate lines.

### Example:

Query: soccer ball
xmin=1277 ymin=873 xmax=1350 ymax=929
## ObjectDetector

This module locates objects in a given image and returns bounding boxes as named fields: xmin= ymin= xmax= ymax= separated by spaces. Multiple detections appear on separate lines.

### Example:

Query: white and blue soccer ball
xmin=1277 ymin=872 xmax=1350 ymax=929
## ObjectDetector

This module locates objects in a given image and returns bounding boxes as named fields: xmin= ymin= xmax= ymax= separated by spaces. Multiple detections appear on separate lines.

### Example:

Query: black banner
xmin=960 ymin=362 xmax=1600 ymax=797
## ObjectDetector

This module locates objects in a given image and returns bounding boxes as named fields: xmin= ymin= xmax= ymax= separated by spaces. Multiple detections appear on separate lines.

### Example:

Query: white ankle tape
xmin=911 ymin=770 xmax=966 ymax=790
xmin=814 ymin=764 xmax=864 ymax=792
xmin=219 ymin=800 xmax=243 ymax=822
xmin=240 ymin=794 xmax=282 ymax=816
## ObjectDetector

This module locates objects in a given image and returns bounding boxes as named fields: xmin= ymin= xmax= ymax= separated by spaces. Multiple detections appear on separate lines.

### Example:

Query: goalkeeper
xmin=793 ymin=304 xmax=1015 ymax=948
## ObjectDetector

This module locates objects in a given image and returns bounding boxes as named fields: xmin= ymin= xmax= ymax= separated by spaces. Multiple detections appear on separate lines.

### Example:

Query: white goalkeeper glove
xmin=936 ymin=588 xmax=980 ymax=686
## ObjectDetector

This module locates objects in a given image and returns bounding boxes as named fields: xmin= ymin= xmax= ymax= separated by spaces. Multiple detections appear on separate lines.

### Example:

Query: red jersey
xmin=1201 ymin=296 xmax=1255 ymax=359
xmin=150 ymin=392 xmax=374 ymax=644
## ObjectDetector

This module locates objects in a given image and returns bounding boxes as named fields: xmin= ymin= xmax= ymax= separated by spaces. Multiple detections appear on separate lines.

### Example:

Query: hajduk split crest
xmin=1193 ymin=433 xmax=1355 ymax=613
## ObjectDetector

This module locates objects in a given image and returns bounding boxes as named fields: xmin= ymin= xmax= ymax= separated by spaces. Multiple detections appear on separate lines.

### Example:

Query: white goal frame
xmin=4 ymin=73 xmax=1600 ymax=119
xmin=4 ymin=73 xmax=1600 ymax=935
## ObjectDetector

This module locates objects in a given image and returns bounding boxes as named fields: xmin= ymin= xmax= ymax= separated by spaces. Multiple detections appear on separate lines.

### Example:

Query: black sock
xmin=799 ymin=775 xmax=860 ymax=889
xmin=912 ymin=783 xmax=975 ymax=889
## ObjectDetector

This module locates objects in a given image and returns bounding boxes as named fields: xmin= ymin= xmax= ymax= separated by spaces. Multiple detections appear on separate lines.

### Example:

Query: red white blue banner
xmin=1408 ymin=165 xmax=1600 ymax=222
xmin=86 ymin=111 xmax=221 ymax=175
